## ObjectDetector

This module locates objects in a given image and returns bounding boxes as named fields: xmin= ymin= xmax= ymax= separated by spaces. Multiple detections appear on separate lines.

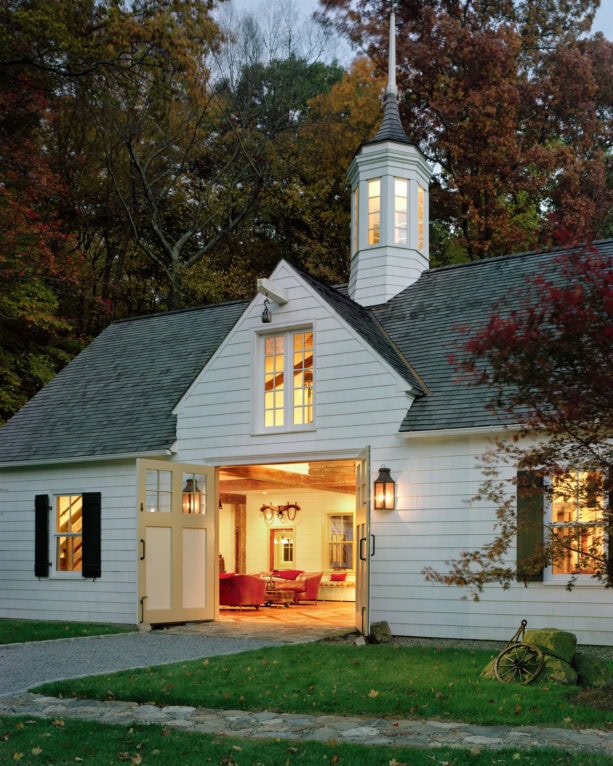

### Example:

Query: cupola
xmin=348 ymin=11 xmax=431 ymax=307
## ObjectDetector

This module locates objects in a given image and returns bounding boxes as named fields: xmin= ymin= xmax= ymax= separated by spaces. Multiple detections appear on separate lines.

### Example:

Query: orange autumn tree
xmin=320 ymin=0 xmax=613 ymax=265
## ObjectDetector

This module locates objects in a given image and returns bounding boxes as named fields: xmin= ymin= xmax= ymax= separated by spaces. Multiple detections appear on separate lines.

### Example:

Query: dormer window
xmin=368 ymin=178 xmax=381 ymax=245
xmin=261 ymin=329 xmax=314 ymax=430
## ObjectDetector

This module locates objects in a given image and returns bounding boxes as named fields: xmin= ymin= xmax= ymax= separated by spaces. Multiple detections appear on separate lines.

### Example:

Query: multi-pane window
xmin=272 ymin=529 xmax=295 ymax=568
xmin=367 ymin=178 xmax=381 ymax=245
xmin=353 ymin=186 xmax=359 ymax=252
xmin=146 ymin=469 xmax=172 ymax=513
xmin=327 ymin=513 xmax=354 ymax=570
xmin=551 ymin=471 xmax=604 ymax=575
xmin=417 ymin=185 xmax=424 ymax=250
xmin=56 ymin=495 xmax=83 ymax=572
xmin=394 ymin=178 xmax=408 ymax=244
xmin=263 ymin=330 xmax=313 ymax=429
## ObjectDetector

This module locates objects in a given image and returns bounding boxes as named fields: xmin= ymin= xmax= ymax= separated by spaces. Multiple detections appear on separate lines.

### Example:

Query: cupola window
xmin=417 ymin=185 xmax=425 ymax=250
xmin=394 ymin=178 xmax=408 ymax=244
xmin=367 ymin=178 xmax=381 ymax=245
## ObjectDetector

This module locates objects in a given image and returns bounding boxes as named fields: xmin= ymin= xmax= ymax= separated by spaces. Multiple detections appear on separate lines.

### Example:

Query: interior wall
xmin=218 ymin=488 xmax=354 ymax=574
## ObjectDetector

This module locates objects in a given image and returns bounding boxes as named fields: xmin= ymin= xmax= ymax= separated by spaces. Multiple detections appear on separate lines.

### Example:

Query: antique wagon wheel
xmin=493 ymin=642 xmax=544 ymax=684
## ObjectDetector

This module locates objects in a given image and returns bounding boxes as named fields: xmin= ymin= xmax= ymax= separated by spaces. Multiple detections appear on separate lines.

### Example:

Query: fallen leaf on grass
xmin=12 ymin=753 xmax=24 ymax=761
xmin=51 ymin=719 xmax=64 ymax=727
xmin=368 ymin=689 xmax=379 ymax=698
xmin=31 ymin=747 xmax=42 ymax=755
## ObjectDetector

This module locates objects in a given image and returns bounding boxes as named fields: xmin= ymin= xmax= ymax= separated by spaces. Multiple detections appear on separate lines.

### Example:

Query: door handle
xmin=140 ymin=538 xmax=145 ymax=561
xmin=359 ymin=535 xmax=375 ymax=560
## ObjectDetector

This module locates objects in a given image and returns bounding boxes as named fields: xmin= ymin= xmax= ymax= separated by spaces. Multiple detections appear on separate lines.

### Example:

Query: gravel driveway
xmin=0 ymin=632 xmax=282 ymax=696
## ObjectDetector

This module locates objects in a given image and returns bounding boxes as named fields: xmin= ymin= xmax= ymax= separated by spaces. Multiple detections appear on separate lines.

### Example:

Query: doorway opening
xmin=218 ymin=459 xmax=358 ymax=624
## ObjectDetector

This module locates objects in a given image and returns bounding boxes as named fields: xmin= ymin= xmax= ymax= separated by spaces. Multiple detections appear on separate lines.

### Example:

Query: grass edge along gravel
xmin=32 ymin=642 xmax=613 ymax=729
xmin=0 ymin=618 xmax=135 ymax=644
xmin=1 ymin=716 xmax=612 ymax=766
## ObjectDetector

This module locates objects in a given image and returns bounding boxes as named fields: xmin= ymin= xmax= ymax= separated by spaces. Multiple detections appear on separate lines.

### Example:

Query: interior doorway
xmin=218 ymin=459 xmax=359 ymax=625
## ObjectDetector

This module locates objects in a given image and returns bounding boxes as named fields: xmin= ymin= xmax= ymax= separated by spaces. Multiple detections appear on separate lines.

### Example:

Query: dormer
xmin=348 ymin=12 xmax=431 ymax=307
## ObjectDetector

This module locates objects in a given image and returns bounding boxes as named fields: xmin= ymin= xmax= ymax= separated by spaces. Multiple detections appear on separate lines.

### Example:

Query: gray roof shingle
xmin=0 ymin=300 xmax=246 ymax=464
xmin=372 ymin=239 xmax=613 ymax=432
xmin=0 ymin=240 xmax=609 ymax=464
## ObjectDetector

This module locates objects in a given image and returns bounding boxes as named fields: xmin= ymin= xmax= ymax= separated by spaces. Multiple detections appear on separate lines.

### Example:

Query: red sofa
xmin=219 ymin=574 xmax=266 ymax=609
xmin=266 ymin=570 xmax=323 ymax=603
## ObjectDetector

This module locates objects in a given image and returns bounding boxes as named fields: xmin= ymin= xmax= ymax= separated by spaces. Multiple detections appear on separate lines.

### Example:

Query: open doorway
xmin=218 ymin=460 xmax=358 ymax=620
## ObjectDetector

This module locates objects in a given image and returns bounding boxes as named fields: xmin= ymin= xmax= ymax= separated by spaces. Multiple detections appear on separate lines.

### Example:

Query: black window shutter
xmin=34 ymin=494 xmax=50 ymax=578
xmin=516 ymin=470 xmax=544 ymax=583
xmin=82 ymin=492 xmax=101 ymax=579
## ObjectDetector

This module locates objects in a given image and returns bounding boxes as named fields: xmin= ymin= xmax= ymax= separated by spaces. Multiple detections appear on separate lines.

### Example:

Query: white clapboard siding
xmin=174 ymin=262 xmax=413 ymax=464
xmin=0 ymin=460 xmax=138 ymax=624
xmin=368 ymin=432 xmax=613 ymax=646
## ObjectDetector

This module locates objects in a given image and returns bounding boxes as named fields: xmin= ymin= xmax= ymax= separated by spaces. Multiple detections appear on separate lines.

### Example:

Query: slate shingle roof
xmin=295 ymin=265 xmax=424 ymax=394
xmin=0 ymin=300 xmax=246 ymax=464
xmin=372 ymin=239 xmax=613 ymax=432
xmin=0 ymin=240 xmax=610 ymax=465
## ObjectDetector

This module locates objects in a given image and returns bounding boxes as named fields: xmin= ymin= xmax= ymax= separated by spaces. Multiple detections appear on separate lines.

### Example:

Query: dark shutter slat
xmin=34 ymin=494 xmax=50 ymax=578
xmin=516 ymin=470 xmax=544 ymax=582
xmin=82 ymin=492 xmax=101 ymax=579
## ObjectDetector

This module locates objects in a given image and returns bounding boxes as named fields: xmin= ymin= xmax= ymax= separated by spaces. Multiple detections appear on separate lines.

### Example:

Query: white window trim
xmin=543 ymin=475 xmax=607 ymax=586
xmin=324 ymin=511 xmax=355 ymax=573
xmin=253 ymin=323 xmax=316 ymax=435
xmin=52 ymin=492 xmax=83 ymax=578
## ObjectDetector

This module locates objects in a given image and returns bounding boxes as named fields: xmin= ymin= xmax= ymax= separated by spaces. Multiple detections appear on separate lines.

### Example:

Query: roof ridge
xmin=112 ymin=298 xmax=249 ymax=325
xmin=422 ymin=239 xmax=612 ymax=278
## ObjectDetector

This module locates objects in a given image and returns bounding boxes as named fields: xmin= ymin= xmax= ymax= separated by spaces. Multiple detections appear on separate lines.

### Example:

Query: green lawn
xmin=34 ymin=642 xmax=612 ymax=729
xmin=1 ymin=716 xmax=611 ymax=766
xmin=3 ymin=621 xmax=612 ymax=763
xmin=0 ymin=619 xmax=135 ymax=644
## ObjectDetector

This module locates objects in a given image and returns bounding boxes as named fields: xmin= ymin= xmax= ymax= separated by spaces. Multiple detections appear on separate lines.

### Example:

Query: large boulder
xmin=574 ymin=652 xmax=613 ymax=689
xmin=537 ymin=655 xmax=578 ymax=685
xmin=369 ymin=621 xmax=392 ymax=644
xmin=523 ymin=628 xmax=577 ymax=663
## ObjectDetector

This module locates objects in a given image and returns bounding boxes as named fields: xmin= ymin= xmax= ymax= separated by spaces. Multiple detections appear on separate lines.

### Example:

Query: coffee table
xmin=264 ymin=588 xmax=294 ymax=607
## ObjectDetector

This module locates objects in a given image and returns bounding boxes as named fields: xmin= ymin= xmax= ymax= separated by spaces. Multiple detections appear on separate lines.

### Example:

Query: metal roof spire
xmin=387 ymin=8 xmax=397 ymax=97
xmin=368 ymin=8 xmax=409 ymax=144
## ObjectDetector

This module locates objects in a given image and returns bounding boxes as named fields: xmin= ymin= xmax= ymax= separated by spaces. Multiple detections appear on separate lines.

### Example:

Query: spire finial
xmin=387 ymin=8 xmax=397 ymax=96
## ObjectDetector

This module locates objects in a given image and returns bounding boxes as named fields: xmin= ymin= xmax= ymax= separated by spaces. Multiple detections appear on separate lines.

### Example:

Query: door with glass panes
xmin=137 ymin=459 xmax=216 ymax=624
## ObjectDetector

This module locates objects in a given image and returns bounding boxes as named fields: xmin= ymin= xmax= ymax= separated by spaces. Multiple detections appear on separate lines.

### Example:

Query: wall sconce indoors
xmin=374 ymin=466 xmax=396 ymax=510
xmin=260 ymin=502 xmax=300 ymax=523
xmin=261 ymin=298 xmax=272 ymax=323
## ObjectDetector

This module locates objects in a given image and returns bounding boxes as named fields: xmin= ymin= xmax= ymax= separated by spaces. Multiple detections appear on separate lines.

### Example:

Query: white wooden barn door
xmin=355 ymin=449 xmax=370 ymax=634
xmin=137 ymin=459 xmax=216 ymax=625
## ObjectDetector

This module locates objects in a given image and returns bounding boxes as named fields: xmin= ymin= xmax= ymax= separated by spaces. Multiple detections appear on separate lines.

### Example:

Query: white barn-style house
xmin=0 ymin=15 xmax=611 ymax=644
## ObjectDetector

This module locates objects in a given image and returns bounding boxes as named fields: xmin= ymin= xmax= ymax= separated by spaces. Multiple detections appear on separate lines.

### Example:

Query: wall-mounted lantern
xmin=182 ymin=478 xmax=201 ymax=514
xmin=374 ymin=466 xmax=395 ymax=510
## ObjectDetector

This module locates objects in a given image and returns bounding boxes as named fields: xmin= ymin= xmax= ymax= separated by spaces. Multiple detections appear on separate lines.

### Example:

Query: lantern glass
xmin=374 ymin=466 xmax=395 ymax=510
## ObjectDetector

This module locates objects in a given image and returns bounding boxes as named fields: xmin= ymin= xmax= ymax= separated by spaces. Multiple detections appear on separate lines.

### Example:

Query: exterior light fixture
xmin=374 ymin=466 xmax=395 ymax=510
xmin=261 ymin=298 xmax=272 ymax=323
xmin=182 ymin=478 xmax=201 ymax=514
xmin=260 ymin=502 xmax=300 ymax=523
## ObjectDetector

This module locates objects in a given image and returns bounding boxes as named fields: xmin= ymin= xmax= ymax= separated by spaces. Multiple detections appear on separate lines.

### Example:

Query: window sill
xmin=253 ymin=425 xmax=316 ymax=436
